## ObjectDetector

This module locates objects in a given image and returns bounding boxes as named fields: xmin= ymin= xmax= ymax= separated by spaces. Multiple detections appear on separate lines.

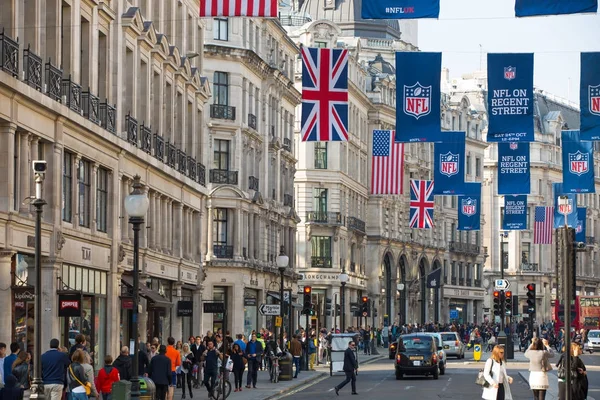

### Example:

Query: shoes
xmin=239 ymin=388 xmax=242 ymax=392
xmin=293 ymin=375 xmax=298 ymax=379
xmin=253 ymin=386 xmax=257 ymax=389
xmin=234 ymin=389 xmax=239 ymax=392
xmin=245 ymin=385 xmax=251 ymax=388
xmin=334 ymin=388 xmax=339 ymax=396
xmin=352 ymin=392 xmax=358 ymax=395
xmin=183 ymin=394 xmax=186 ymax=399
xmin=190 ymin=393 xmax=193 ymax=398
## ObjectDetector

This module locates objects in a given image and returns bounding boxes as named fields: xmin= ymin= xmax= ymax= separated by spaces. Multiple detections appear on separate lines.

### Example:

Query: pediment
xmin=122 ymin=7 xmax=144 ymax=36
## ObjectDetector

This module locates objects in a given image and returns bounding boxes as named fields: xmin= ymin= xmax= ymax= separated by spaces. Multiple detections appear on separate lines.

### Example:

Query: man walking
xmin=149 ymin=345 xmax=172 ymax=400
xmin=113 ymin=346 xmax=133 ymax=381
xmin=3 ymin=343 xmax=19 ymax=380
xmin=201 ymin=341 xmax=222 ymax=397
xmin=41 ymin=339 xmax=70 ymax=400
xmin=245 ymin=334 xmax=262 ymax=388
xmin=165 ymin=337 xmax=181 ymax=400
xmin=334 ymin=341 xmax=358 ymax=396
xmin=289 ymin=335 xmax=302 ymax=378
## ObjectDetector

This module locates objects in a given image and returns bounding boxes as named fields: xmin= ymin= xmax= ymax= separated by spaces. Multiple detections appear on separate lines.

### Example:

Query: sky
xmin=418 ymin=0 xmax=600 ymax=106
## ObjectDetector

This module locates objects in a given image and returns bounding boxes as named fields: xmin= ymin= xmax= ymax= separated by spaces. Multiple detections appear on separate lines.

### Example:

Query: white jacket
xmin=482 ymin=358 xmax=513 ymax=400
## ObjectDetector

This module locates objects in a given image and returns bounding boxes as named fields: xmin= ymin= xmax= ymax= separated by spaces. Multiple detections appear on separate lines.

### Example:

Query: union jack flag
xmin=301 ymin=47 xmax=349 ymax=142
xmin=410 ymin=180 xmax=435 ymax=229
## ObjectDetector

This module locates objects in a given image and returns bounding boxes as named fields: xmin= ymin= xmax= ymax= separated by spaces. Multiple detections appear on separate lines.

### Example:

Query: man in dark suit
xmin=334 ymin=341 xmax=358 ymax=396
xmin=149 ymin=345 xmax=172 ymax=400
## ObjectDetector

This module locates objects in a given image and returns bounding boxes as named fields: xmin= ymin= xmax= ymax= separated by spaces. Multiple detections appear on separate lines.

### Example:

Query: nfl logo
xmin=569 ymin=151 xmax=589 ymax=176
xmin=558 ymin=199 xmax=573 ymax=216
xmin=404 ymin=82 xmax=432 ymax=120
xmin=461 ymin=198 xmax=477 ymax=216
xmin=504 ymin=66 xmax=516 ymax=81
xmin=509 ymin=143 xmax=518 ymax=150
xmin=589 ymin=85 xmax=600 ymax=116
xmin=440 ymin=152 xmax=459 ymax=177
xmin=576 ymin=223 xmax=583 ymax=234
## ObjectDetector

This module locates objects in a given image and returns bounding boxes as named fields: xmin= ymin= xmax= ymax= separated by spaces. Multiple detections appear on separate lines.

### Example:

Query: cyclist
xmin=201 ymin=341 xmax=223 ymax=398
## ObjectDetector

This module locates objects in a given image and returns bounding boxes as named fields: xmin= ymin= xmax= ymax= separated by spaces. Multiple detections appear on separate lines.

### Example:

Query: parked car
xmin=440 ymin=331 xmax=465 ymax=359
xmin=587 ymin=330 xmax=600 ymax=351
xmin=389 ymin=340 xmax=398 ymax=359
xmin=423 ymin=333 xmax=447 ymax=375
xmin=395 ymin=334 xmax=439 ymax=380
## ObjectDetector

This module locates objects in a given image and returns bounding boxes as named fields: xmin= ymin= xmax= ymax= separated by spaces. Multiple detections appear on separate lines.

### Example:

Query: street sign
xmin=275 ymin=316 xmax=282 ymax=327
xmin=494 ymin=279 xmax=510 ymax=290
xmin=362 ymin=311 xmax=368 ymax=317
xmin=259 ymin=304 xmax=281 ymax=316
xmin=203 ymin=302 xmax=225 ymax=314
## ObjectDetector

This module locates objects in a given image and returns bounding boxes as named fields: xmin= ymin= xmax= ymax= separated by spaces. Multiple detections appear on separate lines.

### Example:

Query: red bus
xmin=553 ymin=296 xmax=580 ymax=333
xmin=554 ymin=296 xmax=600 ymax=332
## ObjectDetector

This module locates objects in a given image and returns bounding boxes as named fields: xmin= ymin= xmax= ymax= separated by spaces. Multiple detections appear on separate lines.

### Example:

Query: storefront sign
xmin=13 ymin=286 xmax=35 ymax=302
xmin=121 ymin=298 xmax=134 ymax=309
xmin=58 ymin=293 xmax=82 ymax=317
xmin=177 ymin=301 xmax=194 ymax=317
xmin=244 ymin=297 xmax=257 ymax=306
xmin=15 ymin=301 xmax=25 ymax=309
xmin=301 ymin=273 xmax=367 ymax=287
xmin=444 ymin=288 xmax=485 ymax=299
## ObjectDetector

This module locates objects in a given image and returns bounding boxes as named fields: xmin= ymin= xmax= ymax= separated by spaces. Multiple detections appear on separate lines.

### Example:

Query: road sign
xmin=259 ymin=304 xmax=281 ymax=316
xmin=494 ymin=279 xmax=510 ymax=290
xmin=275 ymin=316 xmax=282 ymax=327
xmin=203 ymin=302 xmax=225 ymax=314
xmin=449 ymin=310 xmax=459 ymax=319
xmin=362 ymin=311 xmax=368 ymax=317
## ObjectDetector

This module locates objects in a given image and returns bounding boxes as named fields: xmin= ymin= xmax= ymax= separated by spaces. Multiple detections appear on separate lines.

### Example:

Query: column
xmin=248 ymin=212 xmax=255 ymax=260
xmin=199 ymin=209 xmax=207 ymax=262
xmin=467 ymin=299 xmax=474 ymax=324
xmin=171 ymin=283 xmax=183 ymax=342
xmin=0 ymin=252 xmax=14 ymax=346
xmin=187 ymin=209 xmax=193 ymax=259
xmin=173 ymin=202 xmax=183 ymax=257
xmin=72 ymin=154 xmax=81 ymax=228
xmin=154 ymin=194 xmax=162 ymax=251
xmin=19 ymin=132 xmax=31 ymax=214
xmin=161 ymin=197 xmax=168 ymax=252
xmin=0 ymin=123 xmax=16 ymax=212
xmin=206 ymin=206 xmax=213 ymax=259
xmin=90 ymin=163 xmax=98 ymax=234
xmin=167 ymin=200 xmax=173 ymax=254
xmin=120 ymin=176 xmax=129 ymax=241
xmin=234 ymin=208 xmax=242 ymax=258
xmin=147 ymin=192 xmax=155 ymax=249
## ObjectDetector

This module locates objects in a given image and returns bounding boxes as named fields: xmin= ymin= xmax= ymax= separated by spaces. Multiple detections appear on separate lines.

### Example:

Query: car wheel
xmin=433 ymin=367 xmax=439 ymax=380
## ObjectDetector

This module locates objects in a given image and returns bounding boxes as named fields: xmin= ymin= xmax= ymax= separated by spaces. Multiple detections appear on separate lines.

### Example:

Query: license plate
xmin=409 ymin=356 xmax=423 ymax=360
xmin=444 ymin=345 xmax=449 ymax=349
xmin=413 ymin=361 xmax=421 ymax=366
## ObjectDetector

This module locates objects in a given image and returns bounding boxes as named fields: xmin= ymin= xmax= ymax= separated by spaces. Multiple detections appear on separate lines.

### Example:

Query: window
xmin=213 ymin=18 xmax=228 ymax=41
xmin=475 ymin=158 xmax=481 ymax=178
xmin=96 ymin=168 xmax=108 ymax=232
xmin=501 ymin=242 xmax=509 ymax=270
xmin=78 ymin=159 xmax=91 ymax=227
xmin=213 ymin=72 xmax=229 ymax=106
xmin=313 ymin=188 xmax=328 ymax=214
xmin=213 ymin=208 xmax=228 ymax=245
xmin=314 ymin=41 xmax=327 ymax=48
xmin=213 ymin=139 xmax=230 ymax=170
xmin=315 ymin=142 xmax=327 ymax=169
xmin=466 ymin=155 xmax=471 ymax=175
xmin=311 ymin=236 xmax=332 ymax=268
xmin=62 ymin=152 xmax=73 ymax=222
xmin=521 ymin=242 xmax=530 ymax=265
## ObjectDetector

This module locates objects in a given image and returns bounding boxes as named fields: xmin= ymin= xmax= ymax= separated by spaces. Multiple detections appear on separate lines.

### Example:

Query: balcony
xmin=350 ymin=262 xmax=356 ymax=273
xmin=99 ymin=101 xmax=116 ymax=134
xmin=125 ymin=113 xmax=138 ymax=146
xmin=520 ymin=263 xmax=539 ymax=272
xmin=82 ymin=90 xmax=100 ymax=125
xmin=0 ymin=29 xmax=19 ymax=77
xmin=448 ymin=241 xmax=480 ymax=255
xmin=154 ymin=134 xmax=165 ymax=161
xmin=210 ymin=104 xmax=236 ymax=120
xmin=62 ymin=75 xmax=82 ymax=113
xmin=248 ymin=176 xmax=259 ymax=191
xmin=248 ymin=113 xmax=257 ymax=130
xmin=278 ymin=14 xmax=312 ymax=26
xmin=23 ymin=45 xmax=42 ymax=91
xmin=210 ymin=169 xmax=238 ymax=185
xmin=167 ymin=143 xmax=177 ymax=168
xmin=188 ymin=157 xmax=197 ymax=181
xmin=306 ymin=211 xmax=344 ymax=225
xmin=586 ymin=236 xmax=597 ymax=246
xmin=474 ymin=279 xmax=481 ymax=287
xmin=459 ymin=278 xmax=465 ymax=286
xmin=213 ymin=245 xmax=234 ymax=259
xmin=198 ymin=163 xmax=206 ymax=186
xmin=347 ymin=217 xmax=366 ymax=233
xmin=283 ymin=138 xmax=292 ymax=152
xmin=45 ymin=61 xmax=62 ymax=102
xmin=283 ymin=193 xmax=293 ymax=207
xmin=140 ymin=124 xmax=152 ymax=154
xmin=311 ymin=256 xmax=332 ymax=268
xmin=466 ymin=279 xmax=472 ymax=287
xmin=177 ymin=149 xmax=187 ymax=175
xmin=451 ymin=277 xmax=457 ymax=285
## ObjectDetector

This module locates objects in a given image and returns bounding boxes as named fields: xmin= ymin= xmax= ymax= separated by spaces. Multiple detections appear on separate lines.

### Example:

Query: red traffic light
xmin=505 ymin=291 xmax=512 ymax=298
xmin=527 ymin=283 xmax=535 ymax=291
xmin=361 ymin=296 xmax=369 ymax=303
xmin=304 ymin=286 xmax=312 ymax=294
xmin=493 ymin=291 xmax=500 ymax=298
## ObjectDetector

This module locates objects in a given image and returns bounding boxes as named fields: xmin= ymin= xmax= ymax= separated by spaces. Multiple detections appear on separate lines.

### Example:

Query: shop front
xmin=443 ymin=287 xmax=485 ymax=325
xmin=244 ymin=289 xmax=258 ymax=337
xmin=11 ymin=254 xmax=35 ymax=353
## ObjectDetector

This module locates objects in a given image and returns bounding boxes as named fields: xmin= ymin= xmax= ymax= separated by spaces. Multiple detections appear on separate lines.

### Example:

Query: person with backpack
xmin=11 ymin=352 xmax=31 ymax=395
xmin=481 ymin=345 xmax=514 ymax=400
xmin=96 ymin=355 xmax=120 ymax=400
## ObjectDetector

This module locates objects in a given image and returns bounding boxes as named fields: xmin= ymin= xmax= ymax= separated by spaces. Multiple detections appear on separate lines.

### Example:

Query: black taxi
xmin=394 ymin=334 xmax=439 ymax=380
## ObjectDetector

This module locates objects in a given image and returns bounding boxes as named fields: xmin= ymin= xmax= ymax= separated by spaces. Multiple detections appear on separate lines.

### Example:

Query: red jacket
xmin=96 ymin=365 xmax=120 ymax=394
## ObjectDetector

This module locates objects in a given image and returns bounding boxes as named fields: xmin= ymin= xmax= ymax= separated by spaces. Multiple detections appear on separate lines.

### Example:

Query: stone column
xmin=171 ymin=283 xmax=183 ymax=342
xmin=120 ymin=176 xmax=129 ymax=241
xmin=173 ymin=202 xmax=183 ymax=257
xmin=72 ymin=154 xmax=82 ymax=228
xmin=234 ymin=208 xmax=242 ymax=258
xmin=147 ymin=192 xmax=155 ymax=249
xmin=167 ymin=199 xmax=173 ymax=254
xmin=206 ymin=206 xmax=213 ymax=259
xmin=467 ymin=299 xmax=474 ymax=324
xmin=40 ymin=257 xmax=61 ymax=352
xmin=199 ymin=209 xmax=207 ymax=262
xmin=0 ymin=251 xmax=14 ymax=346
xmin=161 ymin=197 xmax=168 ymax=252
xmin=248 ymin=212 xmax=255 ymax=260
xmin=19 ymin=132 xmax=31 ymax=214
xmin=0 ymin=123 xmax=16 ymax=212
xmin=154 ymin=194 xmax=162 ymax=251
xmin=187 ymin=209 xmax=193 ymax=259
xmin=29 ymin=136 xmax=39 ymax=214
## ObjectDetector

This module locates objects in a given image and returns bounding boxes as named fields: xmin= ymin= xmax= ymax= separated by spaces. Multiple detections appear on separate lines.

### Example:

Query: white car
xmin=440 ymin=332 xmax=465 ymax=359
xmin=587 ymin=330 xmax=600 ymax=351
xmin=423 ymin=333 xmax=447 ymax=375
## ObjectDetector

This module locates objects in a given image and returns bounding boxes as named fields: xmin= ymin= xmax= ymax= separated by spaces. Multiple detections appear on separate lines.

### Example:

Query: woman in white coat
xmin=482 ymin=345 xmax=514 ymax=400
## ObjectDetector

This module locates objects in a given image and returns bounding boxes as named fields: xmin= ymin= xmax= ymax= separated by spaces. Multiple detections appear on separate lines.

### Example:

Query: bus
xmin=554 ymin=296 xmax=600 ymax=332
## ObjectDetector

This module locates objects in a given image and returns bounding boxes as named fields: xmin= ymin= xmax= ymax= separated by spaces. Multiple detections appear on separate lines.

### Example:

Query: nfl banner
xmin=553 ymin=182 xmax=578 ymax=228
xmin=498 ymin=142 xmax=530 ymax=194
xmin=580 ymin=53 xmax=600 ymax=141
xmin=457 ymin=183 xmax=481 ymax=231
xmin=433 ymin=132 xmax=467 ymax=195
xmin=503 ymin=195 xmax=528 ymax=230
xmin=362 ymin=0 xmax=439 ymax=19
xmin=487 ymin=53 xmax=534 ymax=142
xmin=515 ymin=0 xmax=597 ymax=17
xmin=395 ymin=52 xmax=442 ymax=143
xmin=576 ymin=207 xmax=587 ymax=244
xmin=561 ymin=130 xmax=596 ymax=193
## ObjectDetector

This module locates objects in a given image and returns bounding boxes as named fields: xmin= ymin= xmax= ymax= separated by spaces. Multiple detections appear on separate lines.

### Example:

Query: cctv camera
xmin=32 ymin=160 xmax=47 ymax=174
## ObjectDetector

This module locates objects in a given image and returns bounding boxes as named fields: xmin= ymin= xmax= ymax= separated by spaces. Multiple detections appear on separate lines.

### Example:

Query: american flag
xmin=409 ymin=180 xmax=434 ymax=229
xmin=301 ymin=47 xmax=349 ymax=142
xmin=534 ymin=206 xmax=554 ymax=244
xmin=199 ymin=0 xmax=277 ymax=17
xmin=371 ymin=130 xmax=404 ymax=195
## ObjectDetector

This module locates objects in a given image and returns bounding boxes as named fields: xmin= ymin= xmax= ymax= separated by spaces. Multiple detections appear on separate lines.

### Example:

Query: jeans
xmin=233 ymin=367 xmax=244 ymax=389
xmin=44 ymin=383 xmax=64 ymax=400
xmin=292 ymin=356 xmax=301 ymax=377
xmin=203 ymin=370 xmax=218 ymax=394
xmin=246 ymin=359 xmax=258 ymax=387
xmin=70 ymin=392 xmax=89 ymax=400
xmin=363 ymin=340 xmax=371 ymax=355
xmin=103 ymin=394 xmax=112 ymax=400
xmin=335 ymin=370 xmax=356 ymax=393
xmin=181 ymin=372 xmax=193 ymax=396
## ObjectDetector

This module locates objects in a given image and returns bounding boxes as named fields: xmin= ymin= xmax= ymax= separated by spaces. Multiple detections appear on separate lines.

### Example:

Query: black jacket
xmin=0 ymin=375 xmax=24 ymax=400
xmin=191 ymin=343 xmax=205 ymax=363
xmin=12 ymin=363 xmax=30 ymax=389
xmin=137 ymin=350 xmax=150 ymax=375
xmin=67 ymin=362 xmax=88 ymax=391
xmin=342 ymin=348 xmax=358 ymax=372
xmin=113 ymin=354 xmax=133 ymax=381
xmin=149 ymin=354 xmax=172 ymax=386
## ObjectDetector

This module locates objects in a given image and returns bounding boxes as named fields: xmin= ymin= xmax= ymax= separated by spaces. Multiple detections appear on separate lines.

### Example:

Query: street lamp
xmin=396 ymin=283 xmax=405 ymax=325
xmin=124 ymin=175 xmax=150 ymax=400
xmin=276 ymin=246 xmax=289 ymax=347
xmin=338 ymin=271 xmax=349 ymax=332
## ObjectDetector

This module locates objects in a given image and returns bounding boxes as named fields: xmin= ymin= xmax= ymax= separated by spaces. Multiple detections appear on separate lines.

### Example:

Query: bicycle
xmin=210 ymin=367 xmax=232 ymax=400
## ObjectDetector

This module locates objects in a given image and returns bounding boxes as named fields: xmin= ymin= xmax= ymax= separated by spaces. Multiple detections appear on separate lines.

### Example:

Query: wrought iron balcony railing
xmin=347 ymin=216 xmax=366 ymax=233
xmin=306 ymin=211 xmax=344 ymax=225
xmin=520 ymin=263 xmax=539 ymax=272
xmin=210 ymin=169 xmax=238 ymax=185
xmin=474 ymin=279 xmax=481 ymax=287
xmin=198 ymin=163 xmax=206 ymax=186
xmin=451 ymin=277 xmax=457 ymax=285
xmin=283 ymin=194 xmax=293 ymax=207
xmin=448 ymin=241 xmax=480 ymax=255
xmin=283 ymin=138 xmax=292 ymax=152
xmin=125 ymin=113 xmax=138 ymax=146
xmin=23 ymin=45 xmax=42 ymax=91
xmin=213 ymin=244 xmax=234 ymax=259
xmin=140 ymin=123 xmax=152 ymax=154
xmin=210 ymin=104 xmax=236 ymax=120
xmin=177 ymin=149 xmax=187 ymax=174
xmin=45 ymin=60 xmax=62 ymax=102
xmin=82 ymin=89 xmax=100 ymax=125
xmin=248 ymin=176 xmax=259 ymax=191
xmin=154 ymin=134 xmax=165 ymax=161
xmin=586 ymin=236 xmax=597 ymax=245
xmin=188 ymin=157 xmax=197 ymax=181
xmin=99 ymin=101 xmax=116 ymax=134
xmin=0 ymin=29 xmax=19 ymax=77
xmin=62 ymin=75 xmax=82 ymax=113
xmin=167 ymin=143 xmax=177 ymax=168
xmin=248 ymin=113 xmax=257 ymax=130
xmin=311 ymin=256 xmax=332 ymax=268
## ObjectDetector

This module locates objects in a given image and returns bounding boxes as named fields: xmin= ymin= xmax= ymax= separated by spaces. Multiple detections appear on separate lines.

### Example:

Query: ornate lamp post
xmin=276 ymin=246 xmax=290 ymax=346
xmin=338 ymin=271 xmax=349 ymax=332
xmin=124 ymin=175 xmax=150 ymax=400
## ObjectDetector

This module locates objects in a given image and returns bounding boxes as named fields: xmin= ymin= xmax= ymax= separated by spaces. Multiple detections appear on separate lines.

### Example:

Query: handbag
xmin=541 ymin=354 xmax=553 ymax=372
xmin=225 ymin=357 xmax=234 ymax=372
xmin=69 ymin=365 xmax=92 ymax=396
xmin=476 ymin=367 xmax=493 ymax=388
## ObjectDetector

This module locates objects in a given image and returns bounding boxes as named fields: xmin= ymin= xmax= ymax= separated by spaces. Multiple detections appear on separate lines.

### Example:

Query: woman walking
xmin=557 ymin=343 xmax=588 ymax=400
xmin=180 ymin=343 xmax=195 ymax=399
xmin=482 ymin=345 xmax=514 ymax=400
xmin=11 ymin=352 xmax=31 ymax=396
xmin=230 ymin=344 xmax=246 ymax=392
xmin=82 ymin=352 xmax=99 ymax=399
xmin=67 ymin=349 xmax=91 ymax=400
xmin=525 ymin=338 xmax=554 ymax=400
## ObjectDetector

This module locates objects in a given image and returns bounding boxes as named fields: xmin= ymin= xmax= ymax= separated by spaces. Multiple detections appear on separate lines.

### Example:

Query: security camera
xmin=32 ymin=160 xmax=47 ymax=174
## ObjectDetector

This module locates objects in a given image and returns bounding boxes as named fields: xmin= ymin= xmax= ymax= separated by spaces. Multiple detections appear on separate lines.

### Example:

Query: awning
xmin=121 ymin=275 xmax=173 ymax=308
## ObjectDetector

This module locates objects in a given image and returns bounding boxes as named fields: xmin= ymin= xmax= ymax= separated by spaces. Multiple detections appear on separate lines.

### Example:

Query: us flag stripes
xmin=371 ymin=130 xmax=404 ymax=195
xmin=199 ymin=0 xmax=278 ymax=17
xmin=534 ymin=206 xmax=554 ymax=244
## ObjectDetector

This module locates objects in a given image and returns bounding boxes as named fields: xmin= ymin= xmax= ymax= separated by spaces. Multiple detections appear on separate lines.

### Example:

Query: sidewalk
xmin=518 ymin=370 xmax=596 ymax=400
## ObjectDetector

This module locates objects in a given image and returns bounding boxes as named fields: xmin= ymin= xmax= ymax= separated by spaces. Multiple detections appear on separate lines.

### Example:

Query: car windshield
xmin=589 ymin=331 xmax=600 ymax=338
xmin=402 ymin=337 xmax=432 ymax=350
xmin=441 ymin=334 xmax=457 ymax=341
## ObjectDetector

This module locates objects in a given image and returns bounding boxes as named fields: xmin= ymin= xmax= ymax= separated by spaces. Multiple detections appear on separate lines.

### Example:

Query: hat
xmin=256 ymin=333 xmax=262 ymax=338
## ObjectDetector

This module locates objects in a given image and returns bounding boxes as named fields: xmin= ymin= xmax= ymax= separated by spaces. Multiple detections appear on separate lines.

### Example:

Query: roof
xmin=535 ymin=92 xmax=580 ymax=131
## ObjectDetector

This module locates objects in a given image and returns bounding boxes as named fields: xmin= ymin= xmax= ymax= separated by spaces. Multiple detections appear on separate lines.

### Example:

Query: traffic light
xmin=493 ymin=291 xmax=501 ymax=316
xmin=526 ymin=283 xmax=536 ymax=315
xmin=335 ymin=304 xmax=341 ymax=315
xmin=373 ymin=307 xmax=378 ymax=318
xmin=303 ymin=286 xmax=312 ymax=315
xmin=504 ymin=291 xmax=512 ymax=315
xmin=361 ymin=296 xmax=369 ymax=317
xmin=325 ymin=298 xmax=332 ymax=316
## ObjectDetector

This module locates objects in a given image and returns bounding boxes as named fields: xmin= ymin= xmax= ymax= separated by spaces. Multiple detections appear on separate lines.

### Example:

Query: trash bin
xmin=139 ymin=377 xmax=156 ymax=400
xmin=112 ymin=380 xmax=132 ymax=400
xmin=279 ymin=352 xmax=293 ymax=381
xmin=497 ymin=332 xmax=514 ymax=360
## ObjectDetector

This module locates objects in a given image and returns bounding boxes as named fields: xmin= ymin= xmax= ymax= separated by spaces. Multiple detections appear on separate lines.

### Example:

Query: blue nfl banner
xmin=576 ymin=207 xmax=587 ymax=244
xmin=503 ymin=195 xmax=528 ymax=230
xmin=561 ymin=130 xmax=596 ymax=193
xmin=458 ymin=183 xmax=481 ymax=231
xmin=580 ymin=53 xmax=600 ymax=141
xmin=362 ymin=0 xmax=439 ymax=19
xmin=515 ymin=0 xmax=597 ymax=17
xmin=395 ymin=52 xmax=441 ymax=143
xmin=433 ymin=132 xmax=467 ymax=195
xmin=553 ymin=183 xmax=578 ymax=228
xmin=487 ymin=53 xmax=534 ymax=142
xmin=498 ymin=142 xmax=530 ymax=194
